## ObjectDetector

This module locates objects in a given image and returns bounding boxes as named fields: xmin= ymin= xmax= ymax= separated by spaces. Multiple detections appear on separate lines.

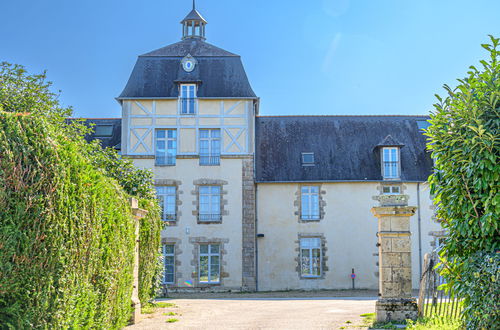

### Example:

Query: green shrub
xmin=0 ymin=113 xmax=135 ymax=328
xmin=426 ymin=35 xmax=500 ymax=329
xmin=450 ymin=252 xmax=499 ymax=329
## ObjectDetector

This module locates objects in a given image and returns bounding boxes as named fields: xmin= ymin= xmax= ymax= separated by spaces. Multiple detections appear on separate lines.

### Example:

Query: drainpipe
xmin=417 ymin=183 xmax=422 ymax=278
xmin=255 ymin=183 xmax=259 ymax=291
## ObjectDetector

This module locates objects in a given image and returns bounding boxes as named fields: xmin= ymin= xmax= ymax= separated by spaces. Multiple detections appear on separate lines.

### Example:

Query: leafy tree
xmin=0 ymin=62 xmax=162 ymax=326
xmin=427 ymin=35 xmax=500 ymax=328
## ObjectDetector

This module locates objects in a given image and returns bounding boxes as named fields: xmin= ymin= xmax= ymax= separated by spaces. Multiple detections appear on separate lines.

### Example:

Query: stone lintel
xmin=371 ymin=206 xmax=417 ymax=218
xmin=378 ymin=231 xmax=411 ymax=237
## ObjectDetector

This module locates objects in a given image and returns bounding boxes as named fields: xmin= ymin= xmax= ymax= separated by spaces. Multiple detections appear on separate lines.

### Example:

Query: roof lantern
xmin=181 ymin=0 xmax=207 ymax=40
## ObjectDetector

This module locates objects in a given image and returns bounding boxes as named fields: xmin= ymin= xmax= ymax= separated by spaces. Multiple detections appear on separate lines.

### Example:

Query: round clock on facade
xmin=181 ymin=54 xmax=197 ymax=72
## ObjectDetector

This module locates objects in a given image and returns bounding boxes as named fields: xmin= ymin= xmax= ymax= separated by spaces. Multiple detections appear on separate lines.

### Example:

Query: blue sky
xmin=1 ymin=0 xmax=499 ymax=118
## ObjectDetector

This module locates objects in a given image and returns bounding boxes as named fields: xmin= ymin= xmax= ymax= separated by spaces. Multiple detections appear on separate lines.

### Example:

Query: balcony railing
xmin=180 ymin=98 xmax=196 ymax=114
xmin=198 ymin=214 xmax=222 ymax=222
xmin=162 ymin=213 xmax=177 ymax=222
xmin=156 ymin=155 xmax=176 ymax=166
xmin=383 ymin=161 xmax=399 ymax=178
xmin=199 ymin=155 xmax=220 ymax=166
xmin=301 ymin=214 xmax=320 ymax=221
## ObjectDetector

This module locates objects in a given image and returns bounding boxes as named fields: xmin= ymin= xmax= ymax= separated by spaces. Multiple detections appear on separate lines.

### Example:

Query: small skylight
xmin=301 ymin=152 xmax=315 ymax=166
xmin=94 ymin=125 xmax=114 ymax=137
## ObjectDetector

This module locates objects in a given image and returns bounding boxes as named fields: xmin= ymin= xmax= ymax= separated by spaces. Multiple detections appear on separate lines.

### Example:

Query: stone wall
xmin=242 ymin=157 xmax=256 ymax=291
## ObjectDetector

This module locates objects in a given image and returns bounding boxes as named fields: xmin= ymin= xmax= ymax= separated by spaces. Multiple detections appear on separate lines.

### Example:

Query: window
xmin=199 ymin=129 xmax=221 ymax=165
xmin=382 ymin=147 xmax=399 ymax=179
xmin=199 ymin=186 xmax=221 ymax=222
xmin=382 ymin=186 xmax=401 ymax=195
xmin=156 ymin=186 xmax=177 ymax=221
xmin=300 ymin=238 xmax=322 ymax=277
xmin=199 ymin=244 xmax=220 ymax=283
xmin=94 ymin=125 xmax=113 ymax=137
xmin=302 ymin=152 xmax=315 ymax=166
xmin=163 ymin=244 xmax=175 ymax=284
xmin=179 ymin=84 xmax=196 ymax=114
xmin=301 ymin=186 xmax=320 ymax=220
xmin=156 ymin=129 xmax=177 ymax=165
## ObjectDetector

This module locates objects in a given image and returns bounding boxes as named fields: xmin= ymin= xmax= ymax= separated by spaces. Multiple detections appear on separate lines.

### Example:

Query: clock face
xmin=182 ymin=56 xmax=196 ymax=72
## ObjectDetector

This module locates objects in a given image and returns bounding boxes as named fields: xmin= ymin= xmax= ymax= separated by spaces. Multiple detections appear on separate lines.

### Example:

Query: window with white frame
xmin=300 ymin=237 xmax=322 ymax=277
xmin=301 ymin=186 xmax=320 ymax=220
xmin=382 ymin=147 xmax=399 ymax=179
xmin=179 ymin=84 xmax=197 ymax=114
xmin=155 ymin=129 xmax=177 ymax=165
xmin=382 ymin=186 xmax=401 ymax=195
xmin=156 ymin=186 xmax=177 ymax=221
xmin=199 ymin=244 xmax=220 ymax=283
xmin=302 ymin=152 xmax=315 ymax=166
xmin=163 ymin=244 xmax=175 ymax=284
xmin=199 ymin=186 xmax=221 ymax=222
xmin=199 ymin=129 xmax=221 ymax=165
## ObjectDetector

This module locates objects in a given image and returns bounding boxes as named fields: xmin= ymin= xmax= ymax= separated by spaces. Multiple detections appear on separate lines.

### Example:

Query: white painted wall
xmin=256 ymin=182 xmax=440 ymax=291
xmin=133 ymin=157 xmax=245 ymax=289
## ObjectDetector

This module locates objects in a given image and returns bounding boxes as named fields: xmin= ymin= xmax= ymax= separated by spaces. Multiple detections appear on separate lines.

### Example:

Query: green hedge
xmin=88 ymin=144 xmax=163 ymax=306
xmin=0 ymin=113 xmax=135 ymax=329
xmin=455 ymin=252 xmax=500 ymax=329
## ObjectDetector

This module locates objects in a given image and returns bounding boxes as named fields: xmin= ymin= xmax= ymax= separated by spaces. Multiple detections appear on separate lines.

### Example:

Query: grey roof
xmin=181 ymin=8 xmax=207 ymax=23
xmin=255 ymin=116 xmax=433 ymax=182
xmin=118 ymin=39 xmax=256 ymax=99
xmin=70 ymin=118 xmax=122 ymax=150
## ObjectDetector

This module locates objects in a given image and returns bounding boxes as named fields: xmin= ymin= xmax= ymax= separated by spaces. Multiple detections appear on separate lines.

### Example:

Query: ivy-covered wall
xmin=0 ymin=113 xmax=136 ymax=329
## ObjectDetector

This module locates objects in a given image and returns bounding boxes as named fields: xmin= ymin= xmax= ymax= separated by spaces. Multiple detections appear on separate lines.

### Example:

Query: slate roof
xmin=181 ymin=8 xmax=207 ymax=23
xmin=70 ymin=118 xmax=122 ymax=150
xmin=255 ymin=116 xmax=433 ymax=182
xmin=118 ymin=39 xmax=256 ymax=100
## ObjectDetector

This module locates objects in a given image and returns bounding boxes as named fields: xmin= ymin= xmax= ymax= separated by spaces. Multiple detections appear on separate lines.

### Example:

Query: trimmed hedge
xmin=88 ymin=145 xmax=163 ymax=306
xmin=0 ymin=113 xmax=135 ymax=328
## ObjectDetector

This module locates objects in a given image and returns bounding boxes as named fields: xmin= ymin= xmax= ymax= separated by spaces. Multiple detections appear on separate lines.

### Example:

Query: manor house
xmin=85 ymin=4 xmax=442 ymax=292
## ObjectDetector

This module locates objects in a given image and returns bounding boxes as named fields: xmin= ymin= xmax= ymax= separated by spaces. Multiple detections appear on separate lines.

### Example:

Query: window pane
xmin=200 ymin=245 xmax=209 ymax=254
xmin=164 ymin=245 xmax=174 ymax=254
xmin=94 ymin=125 xmax=113 ymax=137
xmin=199 ymin=256 xmax=209 ymax=282
xmin=210 ymin=244 xmax=220 ymax=254
xmin=157 ymin=130 xmax=165 ymax=139
xmin=301 ymin=249 xmax=310 ymax=275
xmin=200 ymin=130 xmax=209 ymax=138
xmin=210 ymin=264 xmax=220 ymax=282
xmin=157 ymin=140 xmax=165 ymax=151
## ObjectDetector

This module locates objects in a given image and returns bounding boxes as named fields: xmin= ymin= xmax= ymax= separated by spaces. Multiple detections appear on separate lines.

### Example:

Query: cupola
xmin=181 ymin=0 xmax=207 ymax=40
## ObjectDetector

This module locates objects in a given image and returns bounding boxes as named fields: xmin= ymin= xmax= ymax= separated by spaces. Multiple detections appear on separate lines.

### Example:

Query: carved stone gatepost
xmin=371 ymin=194 xmax=418 ymax=322
xmin=130 ymin=198 xmax=148 ymax=325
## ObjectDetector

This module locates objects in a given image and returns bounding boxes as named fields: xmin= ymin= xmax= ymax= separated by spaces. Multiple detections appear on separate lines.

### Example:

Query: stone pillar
xmin=130 ymin=198 xmax=148 ymax=325
xmin=371 ymin=194 xmax=418 ymax=322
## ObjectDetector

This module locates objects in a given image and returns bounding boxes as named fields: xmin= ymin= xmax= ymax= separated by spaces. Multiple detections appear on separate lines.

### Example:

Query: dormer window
xmin=302 ymin=152 xmax=315 ymax=166
xmin=179 ymin=84 xmax=197 ymax=114
xmin=382 ymin=147 xmax=400 ymax=179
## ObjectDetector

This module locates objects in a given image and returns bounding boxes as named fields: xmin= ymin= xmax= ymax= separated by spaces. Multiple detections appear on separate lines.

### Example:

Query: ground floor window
xmin=300 ymin=237 xmax=322 ymax=277
xmin=163 ymin=244 xmax=175 ymax=284
xmin=199 ymin=244 xmax=220 ymax=283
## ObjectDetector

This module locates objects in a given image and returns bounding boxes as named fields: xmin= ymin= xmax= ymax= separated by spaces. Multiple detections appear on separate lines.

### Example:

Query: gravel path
xmin=127 ymin=291 xmax=378 ymax=330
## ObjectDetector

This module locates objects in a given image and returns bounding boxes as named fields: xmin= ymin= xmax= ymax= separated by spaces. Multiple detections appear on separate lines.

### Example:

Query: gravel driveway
xmin=128 ymin=291 xmax=377 ymax=330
